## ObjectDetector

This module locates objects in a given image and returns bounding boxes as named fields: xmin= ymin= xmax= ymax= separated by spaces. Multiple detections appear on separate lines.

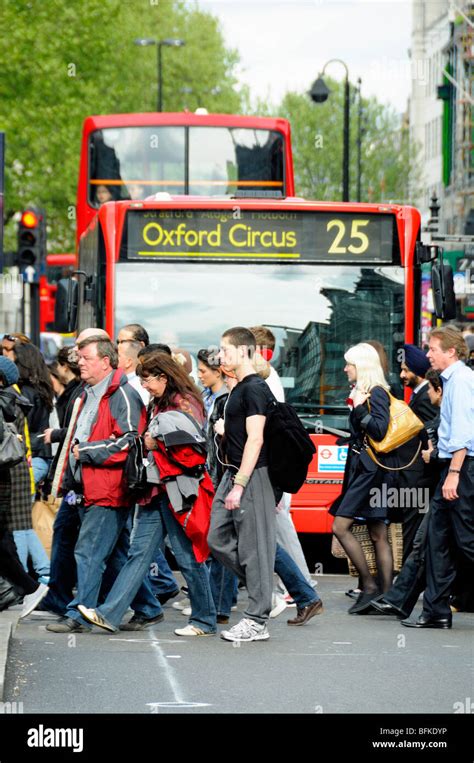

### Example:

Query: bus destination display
xmin=124 ymin=209 xmax=397 ymax=263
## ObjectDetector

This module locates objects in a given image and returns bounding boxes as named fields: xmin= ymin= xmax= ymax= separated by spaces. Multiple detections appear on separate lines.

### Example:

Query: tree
xmin=0 ymin=0 xmax=243 ymax=252
xmin=274 ymin=80 xmax=422 ymax=204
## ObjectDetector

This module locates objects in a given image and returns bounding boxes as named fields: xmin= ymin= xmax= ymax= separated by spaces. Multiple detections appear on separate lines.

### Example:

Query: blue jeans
xmin=13 ymin=529 xmax=50 ymax=578
xmin=275 ymin=543 xmax=319 ymax=609
xmin=66 ymin=505 xmax=132 ymax=626
xmin=208 ymin=557 xmax=238 ymax=617
xmin=148 ymin=547 xmax=180 ymax=596
xmin=97 ymin=493 xmax=216 ymax=632
xmin=32 ymin=457 xmax=51 ymax=487
xmin=42 ymin=497 xmax=80 ymax=615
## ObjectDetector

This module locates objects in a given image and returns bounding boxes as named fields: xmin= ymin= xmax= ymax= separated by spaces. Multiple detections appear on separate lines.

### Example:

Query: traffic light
xmin=17 ymin=206 xmax=46 ymax=276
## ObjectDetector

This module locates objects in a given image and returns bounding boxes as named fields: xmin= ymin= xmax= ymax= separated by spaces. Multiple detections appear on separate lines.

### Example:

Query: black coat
xmin=52 ymin=379 xmax=83 ymax=440
xmin=330 ymin=386 xmax=398 ymax=521
xmin=18 ymin=383 xmax=52 ymax=459
xmin=397 ymin=382 xmax=439 ymax=489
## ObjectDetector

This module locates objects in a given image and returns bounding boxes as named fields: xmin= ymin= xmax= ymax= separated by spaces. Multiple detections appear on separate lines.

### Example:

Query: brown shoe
xmin=287 ymin=599 xmax=323 ymax=625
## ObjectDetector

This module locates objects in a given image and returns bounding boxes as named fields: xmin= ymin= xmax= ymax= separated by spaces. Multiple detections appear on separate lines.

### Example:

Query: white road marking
xmin=109 ymin=638 xmax=188 ymax=644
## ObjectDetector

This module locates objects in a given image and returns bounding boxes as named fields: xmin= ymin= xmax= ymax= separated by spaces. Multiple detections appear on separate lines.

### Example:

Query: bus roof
xmin=82 ymin=112 xmax=292 ymax=133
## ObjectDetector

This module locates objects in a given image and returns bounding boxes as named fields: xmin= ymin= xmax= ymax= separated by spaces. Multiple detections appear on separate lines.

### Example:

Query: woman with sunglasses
xmin=78 ymin=352 xmax=217 ymax=636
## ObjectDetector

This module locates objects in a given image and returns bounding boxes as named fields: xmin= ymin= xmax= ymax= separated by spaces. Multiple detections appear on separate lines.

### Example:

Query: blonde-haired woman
xmin=330 ymin=342 xmax=396 ymax=614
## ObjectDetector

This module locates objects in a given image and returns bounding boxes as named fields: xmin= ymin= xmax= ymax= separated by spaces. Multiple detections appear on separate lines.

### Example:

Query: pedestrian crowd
xmin=0 ymin=321 xmax=472 ymax=641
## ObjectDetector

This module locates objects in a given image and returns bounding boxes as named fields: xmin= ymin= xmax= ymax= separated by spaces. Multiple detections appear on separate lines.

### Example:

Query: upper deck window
xmin=88 ymin=125 xmax=285 ymax=205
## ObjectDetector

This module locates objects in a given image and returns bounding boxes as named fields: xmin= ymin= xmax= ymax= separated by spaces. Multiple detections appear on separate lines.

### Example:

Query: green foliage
xmin=277 ymin=80 xmax=422 ymax=205
xmin=0 ymin=0 xmax=243 ymax=252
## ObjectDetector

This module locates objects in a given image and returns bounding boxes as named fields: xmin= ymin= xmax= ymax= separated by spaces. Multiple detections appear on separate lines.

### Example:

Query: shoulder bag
xmin=365 ymin=391 xmax=424 ymax=471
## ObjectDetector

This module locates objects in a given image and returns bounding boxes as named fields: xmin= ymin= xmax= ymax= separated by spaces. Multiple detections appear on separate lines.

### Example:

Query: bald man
xmin=118 ymin=339 xmax=149 ymax=406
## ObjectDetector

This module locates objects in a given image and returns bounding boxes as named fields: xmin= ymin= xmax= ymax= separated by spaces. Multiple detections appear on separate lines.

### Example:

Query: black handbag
xmin=124 ymin=434 xmax=148 ymax=494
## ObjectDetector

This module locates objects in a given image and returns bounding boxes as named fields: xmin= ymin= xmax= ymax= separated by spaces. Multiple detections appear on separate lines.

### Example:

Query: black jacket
xmin=410 ymin=382 xmax=439 ymax=424
xmin=397 ymin=381 xmax=439 ymax=480
xmin=18 ymin=383 xmax=52 ymax=459
xmin=51 ymin=379 xmax=83 ymax=442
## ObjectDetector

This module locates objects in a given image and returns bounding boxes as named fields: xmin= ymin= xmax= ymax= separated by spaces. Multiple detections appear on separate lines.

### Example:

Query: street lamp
xmin=134 ymin=38 xmax=186 ymax=112
xmin=309 ymin=59 xmax=350 ymax=202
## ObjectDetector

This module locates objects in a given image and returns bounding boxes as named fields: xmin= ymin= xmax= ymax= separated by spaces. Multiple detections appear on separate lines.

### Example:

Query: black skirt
xmin=329 ymin=445 xmax=399 ymax=521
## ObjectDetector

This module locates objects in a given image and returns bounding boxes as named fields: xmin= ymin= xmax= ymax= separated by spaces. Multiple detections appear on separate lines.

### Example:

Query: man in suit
xmin=398 ymin=344 xmax=439 ymax=561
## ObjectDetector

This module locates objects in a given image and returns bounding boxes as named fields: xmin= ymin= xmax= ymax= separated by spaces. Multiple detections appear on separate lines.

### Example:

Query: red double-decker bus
xmin=39 ymin=253 xmax=77 ymax=332
xmin=56 ymin=111 xmax=452 ymax=534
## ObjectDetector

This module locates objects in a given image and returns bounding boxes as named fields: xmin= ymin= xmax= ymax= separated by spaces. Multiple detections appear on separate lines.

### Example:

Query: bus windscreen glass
xmin=115 ymin=261 xmax=405 ymax=429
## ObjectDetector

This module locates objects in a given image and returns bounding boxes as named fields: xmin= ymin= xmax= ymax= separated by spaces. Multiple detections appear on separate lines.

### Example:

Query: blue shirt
xmin=438 ymin=361 xmax=474 ymax=458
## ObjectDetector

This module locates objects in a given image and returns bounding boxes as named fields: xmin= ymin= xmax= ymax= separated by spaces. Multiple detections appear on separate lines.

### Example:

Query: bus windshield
xmin=114 ymin=262 xmax=405 ymax=427
xmin=89 ymin=126 xmax=285 ymax=204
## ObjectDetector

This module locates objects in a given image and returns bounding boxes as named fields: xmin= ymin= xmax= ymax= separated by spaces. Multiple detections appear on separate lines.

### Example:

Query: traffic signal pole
xmin=17 ymin=206 xmax=46 ymax=346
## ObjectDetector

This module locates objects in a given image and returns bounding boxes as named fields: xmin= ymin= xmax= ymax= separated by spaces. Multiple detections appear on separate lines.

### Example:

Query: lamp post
xmin=357 ymin=77 xmax=362 ymax=203
xmin=134 ymin=38 xmax=185 ymax=111
xmin=309 ymin=59 xmax=350 ymax=202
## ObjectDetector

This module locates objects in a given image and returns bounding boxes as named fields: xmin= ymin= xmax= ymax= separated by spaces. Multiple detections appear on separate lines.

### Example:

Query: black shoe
xmin=119 ymin=613 xmax=164 ymax=631
xmin=370 ymin=596 xmax=408 ymax=619
xmin=0 ymin=589 xmax=23 ymax=611
xmin=156 ymin=589 xmax=180 ymax=606
xmin=348 ymin=590 xmax=379 ymax=614
xmin=46 ymin=617 xmax=90 ymax=633
xmin=401 ymin=614 xmax=452 ymax=629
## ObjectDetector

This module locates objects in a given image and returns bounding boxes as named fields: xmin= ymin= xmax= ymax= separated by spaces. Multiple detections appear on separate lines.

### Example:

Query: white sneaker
xmin=172 ymin=598 xmax=190 ymax=611
xmin=174 ymin=624 xmax=215 ymax=637
xmin=220 ymin=617 xmax=269 ymax=642
xmin=20 ymin=583 xmax=49 ymax=619
xmin=181 ymin=606 xmax=192 ymax=616
xmin=270 ymin=594 xmax=287 ymax=619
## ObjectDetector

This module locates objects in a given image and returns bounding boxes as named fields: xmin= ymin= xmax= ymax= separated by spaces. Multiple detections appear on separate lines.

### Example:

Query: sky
xmin=200 ymin=0 xmax=413 ymax=113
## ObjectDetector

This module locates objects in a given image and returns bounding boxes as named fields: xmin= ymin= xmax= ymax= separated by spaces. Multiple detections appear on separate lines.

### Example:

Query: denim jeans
xmin=208 ymin=557 xmax=238 ymax=617
xmin=148 ymin=547 xmax=180 ymax=596
xmin=97 ymin=493 xmax=216 ymax=632
xmin=41 ymin=497 xmax=80 ymax=615
xmin=13 ymin=529 xmax=50 ymax=578
xmin=275 ymin=543 xmax=319 ymax=609
xmin=32 ymin=457 xmax=51 ymax=487
xmin=66 ymin=504 xmax=131 ymax=626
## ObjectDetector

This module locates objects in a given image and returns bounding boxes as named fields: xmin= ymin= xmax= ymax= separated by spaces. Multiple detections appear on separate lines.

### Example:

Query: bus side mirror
xmin=54 ymin=278 xmax=78 ymax=333
xmin=431 ymin=262 xmax=456 ymax=320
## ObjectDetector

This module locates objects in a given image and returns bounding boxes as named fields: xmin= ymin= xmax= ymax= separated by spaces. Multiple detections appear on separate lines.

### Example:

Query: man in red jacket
xmin=46 ymin=336 xmax=148 ymax=633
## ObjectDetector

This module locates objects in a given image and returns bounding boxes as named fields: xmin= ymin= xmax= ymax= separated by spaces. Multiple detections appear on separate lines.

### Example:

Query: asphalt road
xmin=4 ymin=575 xmax=473 ymax=715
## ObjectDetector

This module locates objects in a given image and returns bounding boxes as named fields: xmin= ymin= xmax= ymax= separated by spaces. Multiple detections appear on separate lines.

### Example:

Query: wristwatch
xmin=448 ymin=469 xmax=461 ymax=474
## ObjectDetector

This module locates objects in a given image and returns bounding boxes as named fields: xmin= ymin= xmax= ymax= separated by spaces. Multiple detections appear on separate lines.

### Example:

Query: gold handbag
xmin=366 ymin=392 xmax=424 ymax=454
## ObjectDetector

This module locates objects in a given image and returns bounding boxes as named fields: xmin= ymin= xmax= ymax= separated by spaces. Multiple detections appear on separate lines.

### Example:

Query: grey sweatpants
xmin=208 ymin=467 xmax=276 ymax=624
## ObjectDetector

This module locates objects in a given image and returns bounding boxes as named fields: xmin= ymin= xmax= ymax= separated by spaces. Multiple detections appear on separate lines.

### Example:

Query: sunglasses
xmin=2 ymin=335 xmax=17 ymax=343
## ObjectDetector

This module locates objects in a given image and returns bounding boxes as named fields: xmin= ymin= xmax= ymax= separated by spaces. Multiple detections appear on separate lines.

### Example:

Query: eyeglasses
xmin=139 ymin=374 xmax=165 ymax=386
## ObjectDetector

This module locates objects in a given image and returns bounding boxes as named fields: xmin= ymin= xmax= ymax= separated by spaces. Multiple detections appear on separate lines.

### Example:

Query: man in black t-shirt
xmin=208 ymin=326 xmax=276 ymax=642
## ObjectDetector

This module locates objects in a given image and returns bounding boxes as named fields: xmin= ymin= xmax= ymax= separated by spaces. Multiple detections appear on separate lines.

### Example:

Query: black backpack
xmin=264 ymin=399 xmax=316 ymax=494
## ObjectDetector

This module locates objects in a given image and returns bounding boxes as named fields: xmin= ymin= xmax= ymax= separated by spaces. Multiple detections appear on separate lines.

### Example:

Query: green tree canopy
xmin=1 ymin=0 xmax=243 ymax=251
xmin=256 ymin=80 xmax=421 ymax=206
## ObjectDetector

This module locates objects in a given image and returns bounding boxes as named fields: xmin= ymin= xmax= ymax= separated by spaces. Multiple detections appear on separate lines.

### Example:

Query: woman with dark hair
xmin=0 ymin=357 xmax=49 ymax=616
xmin=77 ymin=351 xmax=217 ymax=636
xmin=13 ymin=341 xmax=54 ymax=486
